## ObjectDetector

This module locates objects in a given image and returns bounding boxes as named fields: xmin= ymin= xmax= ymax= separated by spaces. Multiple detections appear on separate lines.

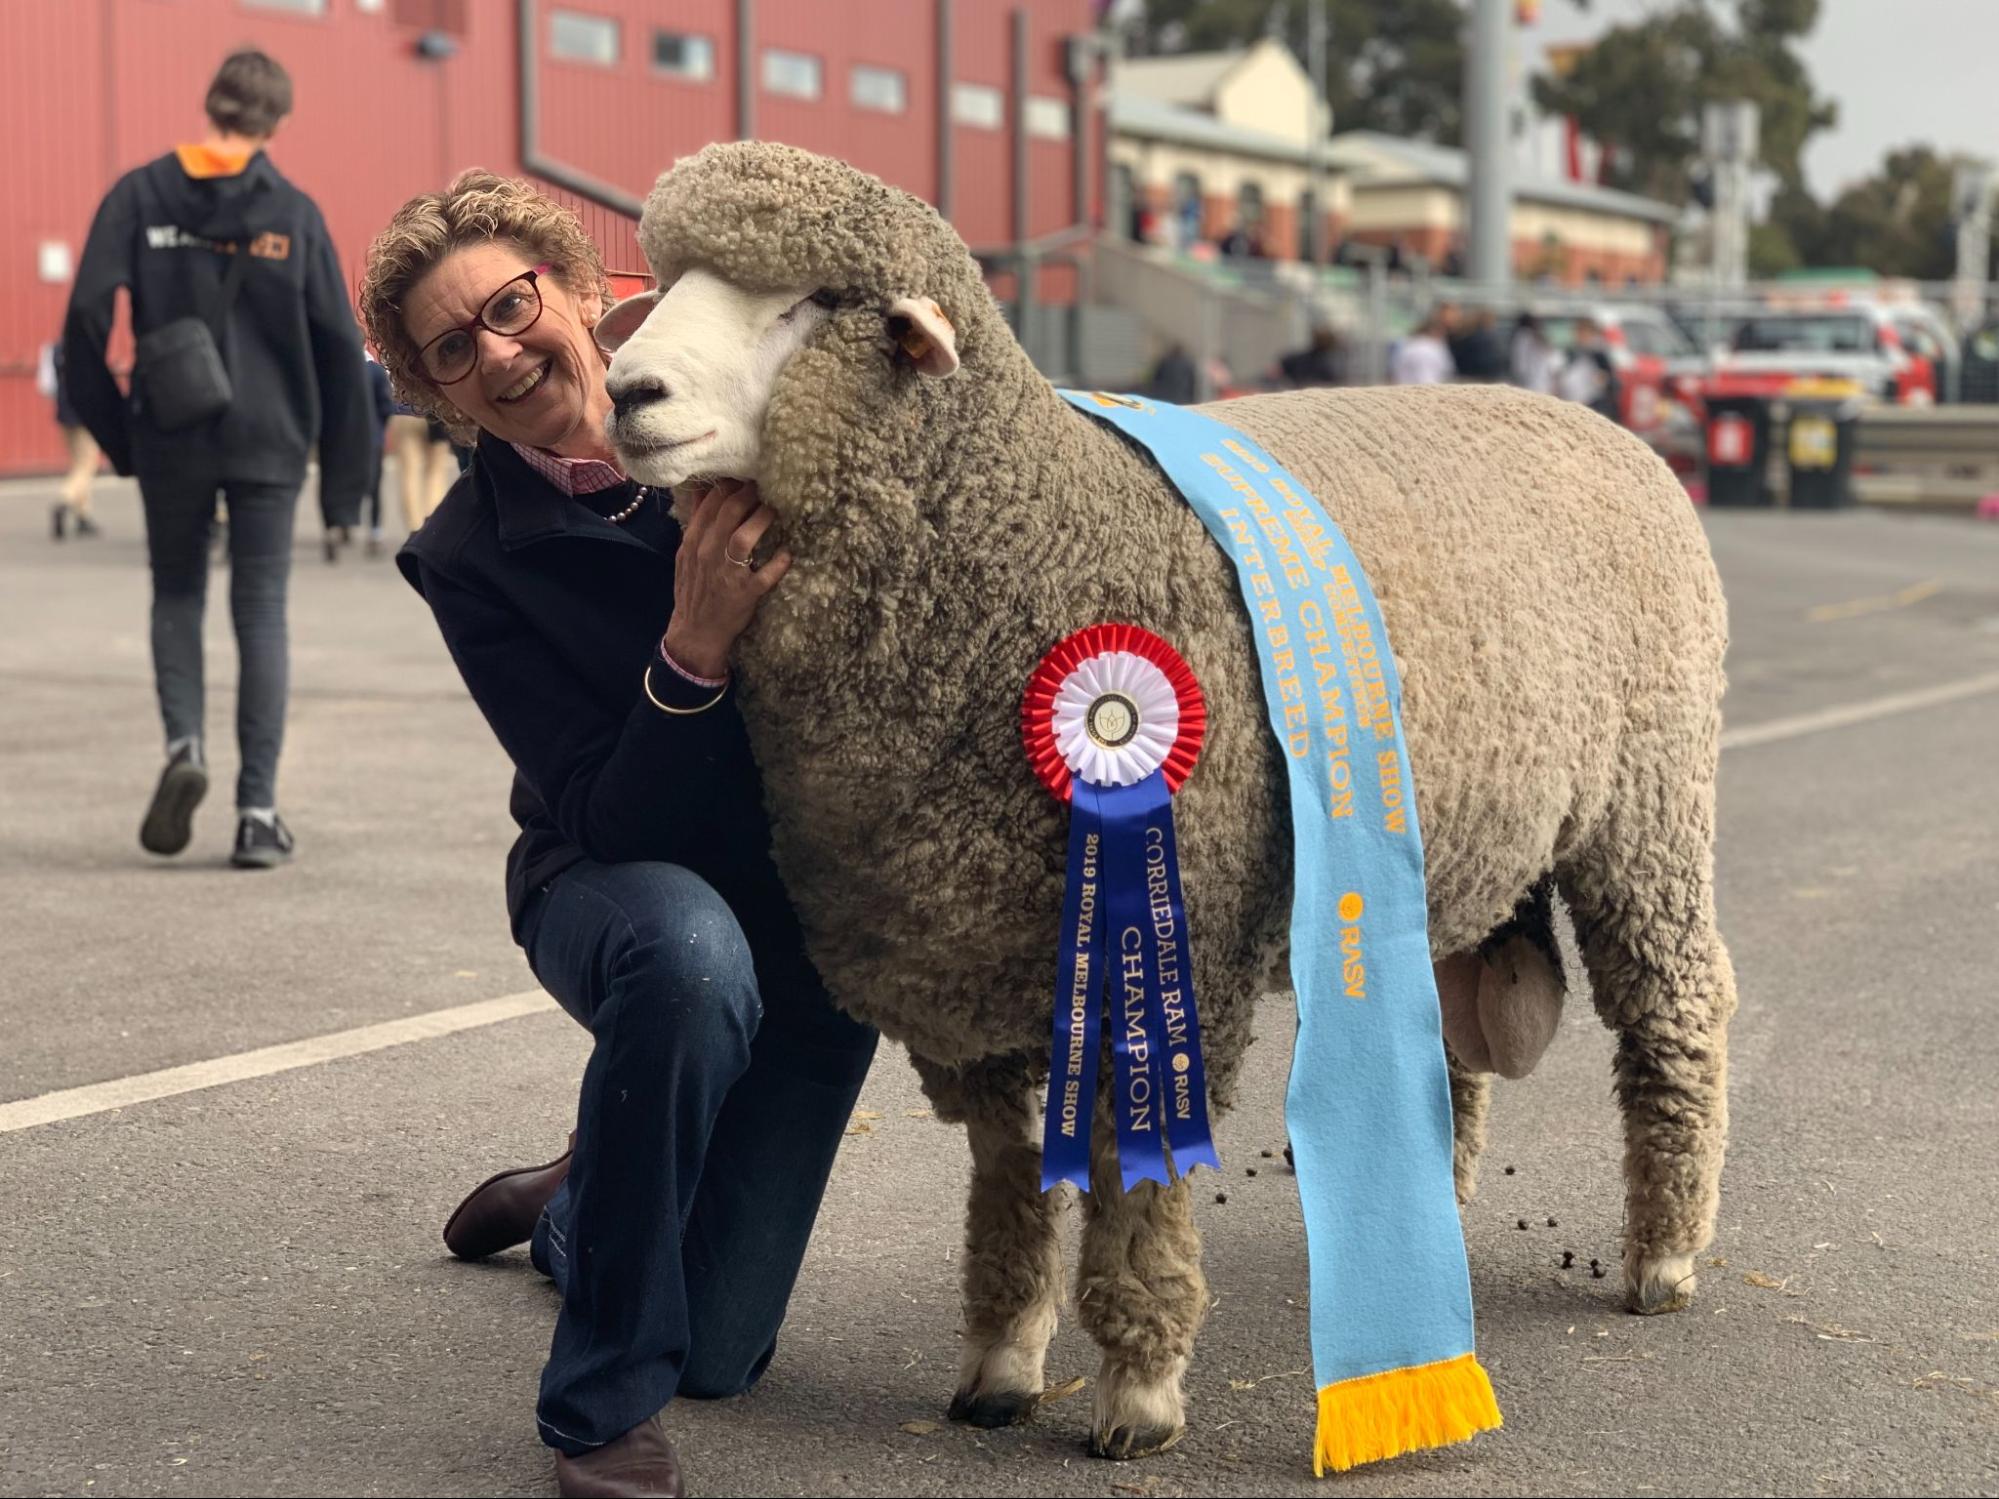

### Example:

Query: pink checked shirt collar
xmin=510 ymin=442 xmax=629 ymax=497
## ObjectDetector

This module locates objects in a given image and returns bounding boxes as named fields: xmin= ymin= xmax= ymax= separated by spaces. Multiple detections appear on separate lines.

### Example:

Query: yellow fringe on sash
xmin=1312 ymin=1353 xmax=1502 ymax=1475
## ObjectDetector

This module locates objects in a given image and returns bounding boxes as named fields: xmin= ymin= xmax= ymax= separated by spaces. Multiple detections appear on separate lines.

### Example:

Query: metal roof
xmin=1328 ymin=131 xmax=1681 ymax=224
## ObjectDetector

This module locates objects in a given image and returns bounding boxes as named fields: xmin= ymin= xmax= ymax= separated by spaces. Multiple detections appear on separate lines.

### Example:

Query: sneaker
xmin=139 ymin=743 xmax=208 ymax=857
xmin=74 ymin=512 xmax=102 ymax=538
xmin=51 ymin=502 xmax=69 ymax=541
xmin=231 ymin=812 xmax=296 ymax=869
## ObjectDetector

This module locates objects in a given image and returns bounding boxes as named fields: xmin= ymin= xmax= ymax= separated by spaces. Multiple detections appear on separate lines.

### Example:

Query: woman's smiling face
xmin=402 ymin=242 xmax=613 ymax=454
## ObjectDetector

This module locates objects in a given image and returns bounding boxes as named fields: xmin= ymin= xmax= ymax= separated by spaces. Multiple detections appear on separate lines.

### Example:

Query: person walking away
xmin=1557 ymin=317 xmax=1622 ymax=421
xmin=40 ymin=340 xmax=104 ymax=539
xmin=386 ymin=408 xmax=459 ymax=531
xmin=63 ymin=48 xmax=371 ymax=868
xmin=362 ymin=350 xmax=396 ymax=556
xmin=1389 ymin=307 xmax=1457 ymax=385
xmin=321 ymin=343 xmax=385 ymax=564
xmin=1144 ymin=343 xmax=1198 ymax=404
xmin=1509 ymin=311 xmax=1559 ymax=394
xmin=1278 ymin=322 xmax=1348 ymax=388
xmin=1450 ymin=308 xmax=1508 ymax=382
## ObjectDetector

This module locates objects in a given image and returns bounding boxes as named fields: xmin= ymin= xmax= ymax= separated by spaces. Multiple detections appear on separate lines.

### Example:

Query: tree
xmin=1753 ymin=180 xmax=1824 ymax=275
xmin=1129 ymin=0 xmax=1474 ymax=145
xmin=1809 ymin=146 xmax=1968 ymax=280
xmin=1531 ymin=0 xmax=1837 ymax=203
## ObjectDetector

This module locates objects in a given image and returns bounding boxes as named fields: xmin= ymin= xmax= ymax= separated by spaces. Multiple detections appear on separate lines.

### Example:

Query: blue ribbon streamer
xmin=1102 ymin=776 xmax=1173 ymax=1193
xmin=1140 ymin=786 xmax=1221 ymax=1177
xmin=1040 ymin=780 xmax=1107 ymax=1193
xmin=1041 ymin=770 xmax=1220 ymax=1195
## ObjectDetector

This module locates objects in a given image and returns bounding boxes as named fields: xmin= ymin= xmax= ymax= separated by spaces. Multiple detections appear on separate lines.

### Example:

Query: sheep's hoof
xmin=947 ymin=1386 xmax=1038 ymax=1429
xmin=1088 ymin=1421 xmax=1185 ymax=1461
xmin=1090 ymin=1356 xmax=1186 ymax=1460
xmin=1625 ymin=1251 xmax=1699 ymax=1315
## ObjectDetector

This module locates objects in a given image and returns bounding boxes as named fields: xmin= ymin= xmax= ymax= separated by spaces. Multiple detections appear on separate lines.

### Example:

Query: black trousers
xmin=136 ymin=474 xmax=298 ymax=809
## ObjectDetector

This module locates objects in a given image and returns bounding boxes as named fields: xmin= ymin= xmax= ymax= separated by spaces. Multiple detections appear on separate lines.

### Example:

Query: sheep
xmin=595 ymin=141 xmax=1736 ymax=1462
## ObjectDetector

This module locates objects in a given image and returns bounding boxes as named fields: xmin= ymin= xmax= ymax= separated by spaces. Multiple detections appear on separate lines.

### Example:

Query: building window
xmin=1025 ymin=96 xmax=1071 ymax=140
xmin=550 ymin=10 xmax=619 ymax=67
xmin=763 ymin=48 xmax=822 ymax=100
xmin=851 ymin=64 xmax=908 ymax=114
xmin=653 ymin=31 xmax=715 ymax=81
xmin=242 ymin=0 xmax=327 ymax=13
xmin=951 ymin=82 xmax=1004 ymax=130
xmin=1237 ymin=180 xmax=1266 ymax=227
xmin=390 ymin=0 xmax=468 ymax=29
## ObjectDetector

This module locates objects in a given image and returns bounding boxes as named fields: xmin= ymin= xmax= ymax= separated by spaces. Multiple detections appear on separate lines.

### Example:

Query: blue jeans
xmin=517 ymin=861 xmax=877 ymax=1455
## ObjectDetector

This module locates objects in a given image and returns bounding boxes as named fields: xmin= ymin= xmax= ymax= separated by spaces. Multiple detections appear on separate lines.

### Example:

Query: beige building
xmin=1109 ymin=41 xmax=1677 ymax=284
xmin=1329 ymin=133 xmax=1675 ymax=284
xmin=1109 ymin=39 xmax=1346 ymax=260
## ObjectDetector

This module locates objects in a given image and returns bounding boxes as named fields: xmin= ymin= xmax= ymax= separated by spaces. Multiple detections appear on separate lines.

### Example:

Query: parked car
xmin=1705 ymin=303 xmax=1943 ymax=406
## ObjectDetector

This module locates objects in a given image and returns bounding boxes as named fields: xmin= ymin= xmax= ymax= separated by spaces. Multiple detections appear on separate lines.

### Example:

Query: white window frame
xmin=652 ymin=30 xmax=716 ymax=82
xmin=762 ymin=48 xmax=823 ymax=101
xmin=549 ymin=9 xmax=620 ymax=68
xmin=951 ymin=81 xmax=1004 ymax=131
xmin=851 ymin=64 xmax=908 ymax=114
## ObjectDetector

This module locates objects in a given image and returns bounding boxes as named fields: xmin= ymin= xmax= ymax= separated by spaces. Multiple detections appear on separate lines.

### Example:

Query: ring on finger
xmin=725 ymin=547 xmax=756 ymax=569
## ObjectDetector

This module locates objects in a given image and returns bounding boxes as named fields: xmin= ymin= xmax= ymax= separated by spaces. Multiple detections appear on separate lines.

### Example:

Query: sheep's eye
xmin=781 ymin=290 xmax=840 ymax=323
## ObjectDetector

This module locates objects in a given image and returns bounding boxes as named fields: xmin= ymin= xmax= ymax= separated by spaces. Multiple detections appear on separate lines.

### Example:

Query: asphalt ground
xmin=2 ymin=475 xmax=1996 ymax=1497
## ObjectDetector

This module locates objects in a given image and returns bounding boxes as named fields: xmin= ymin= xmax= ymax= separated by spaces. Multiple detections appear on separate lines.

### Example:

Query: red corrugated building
xmin=0 ymin=0 xmax=1105 ymax=474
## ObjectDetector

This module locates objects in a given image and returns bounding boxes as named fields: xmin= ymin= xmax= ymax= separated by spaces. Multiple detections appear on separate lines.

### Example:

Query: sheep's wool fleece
xmin=637 ymin=144 xmax=1728 ymax=1101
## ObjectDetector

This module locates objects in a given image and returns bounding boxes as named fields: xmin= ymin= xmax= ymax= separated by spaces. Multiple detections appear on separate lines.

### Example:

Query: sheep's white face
xmin=599 ymin=268 xmax=832 ymax=488
xmin=600 ymin=267 xmax=961 ymax=489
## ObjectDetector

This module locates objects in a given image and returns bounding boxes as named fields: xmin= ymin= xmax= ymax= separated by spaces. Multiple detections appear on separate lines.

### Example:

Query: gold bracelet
xmin=643 ymin=661 xmax=728 ymax=716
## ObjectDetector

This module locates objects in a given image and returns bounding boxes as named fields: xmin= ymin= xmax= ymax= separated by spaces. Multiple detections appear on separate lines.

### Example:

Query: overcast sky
xmin=1527 ymin=0 xmax=1997 ymax=195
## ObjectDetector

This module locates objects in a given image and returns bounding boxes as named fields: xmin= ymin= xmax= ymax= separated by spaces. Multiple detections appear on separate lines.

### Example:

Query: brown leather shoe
xmin=441 ymin=1134 xmax=574 ymax=1260
xmin=555 ymin=1415 xmax=685 ymax=1498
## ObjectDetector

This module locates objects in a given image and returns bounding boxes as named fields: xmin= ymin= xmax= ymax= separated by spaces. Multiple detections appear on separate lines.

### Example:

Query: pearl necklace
xmin=602 ymin=485 xmax=650 ymax=525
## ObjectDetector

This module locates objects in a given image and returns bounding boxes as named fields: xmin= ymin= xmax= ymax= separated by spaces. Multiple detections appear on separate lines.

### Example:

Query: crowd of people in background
xmin=1146 ymin=301 xmax=1625 ymax=420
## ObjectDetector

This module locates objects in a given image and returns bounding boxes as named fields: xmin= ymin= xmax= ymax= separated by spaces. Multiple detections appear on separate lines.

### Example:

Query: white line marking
xmin=1722 ymin=669 xmax=1999 ymax=750
xmin=0 ymin=990 xmax=556 ymax=1136
xmin=9 ymin=668 xmax=1999 ymax=1136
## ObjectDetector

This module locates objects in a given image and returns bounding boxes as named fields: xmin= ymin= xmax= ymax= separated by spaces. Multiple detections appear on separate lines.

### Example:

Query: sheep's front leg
xmin=945 ymin=1057 xmax=1066 ymax=1429
xmin=1076 ymin=1104 xmax=1205 ymax=1460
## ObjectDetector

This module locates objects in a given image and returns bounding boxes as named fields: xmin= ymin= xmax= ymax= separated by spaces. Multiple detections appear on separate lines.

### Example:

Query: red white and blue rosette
xmin=1023 ymin=624 xmax=1220 ymax=1194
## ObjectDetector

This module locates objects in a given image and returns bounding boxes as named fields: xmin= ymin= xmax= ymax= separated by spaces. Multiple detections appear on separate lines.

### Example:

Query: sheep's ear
xmin=594 ymin=290 xmax=661 ymax=354
xmin=887 ymin=297 xmax=959 ymax=378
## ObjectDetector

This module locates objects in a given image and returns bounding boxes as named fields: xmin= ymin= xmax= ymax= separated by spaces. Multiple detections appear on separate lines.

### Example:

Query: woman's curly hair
xmin=358 ymin=169 xmax=613 ymax=443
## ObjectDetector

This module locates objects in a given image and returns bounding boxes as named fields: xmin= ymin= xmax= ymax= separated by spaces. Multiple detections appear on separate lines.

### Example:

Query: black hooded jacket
xmin=63 ymin=148 xmax=370 ymax=515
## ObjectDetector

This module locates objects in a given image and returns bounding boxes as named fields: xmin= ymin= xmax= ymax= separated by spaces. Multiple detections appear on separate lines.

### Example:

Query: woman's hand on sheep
xmin=661 ymin=479 xmax=793 ymax=679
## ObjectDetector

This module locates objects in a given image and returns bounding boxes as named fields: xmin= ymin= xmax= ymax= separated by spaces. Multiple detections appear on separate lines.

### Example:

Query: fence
xmin=1853 ymin=407 xmax=1999 ymax=509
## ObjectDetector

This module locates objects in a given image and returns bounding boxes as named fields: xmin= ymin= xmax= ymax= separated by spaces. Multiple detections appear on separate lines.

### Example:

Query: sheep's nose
xmin=609 ymin=376 xmax=670 ymax=422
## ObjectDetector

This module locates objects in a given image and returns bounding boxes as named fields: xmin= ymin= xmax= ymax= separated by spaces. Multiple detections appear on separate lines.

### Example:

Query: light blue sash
xmin=1058 ymin=391 xmax=1499 ymax=1471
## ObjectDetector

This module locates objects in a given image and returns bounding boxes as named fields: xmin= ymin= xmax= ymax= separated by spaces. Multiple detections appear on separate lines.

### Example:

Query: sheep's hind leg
xmin=1560 ymin=768 xmax=1737 ymax=1316
xmin=1446 ymin=1044 xmax=1492 ymax=1205
xmin=945 ymin=1057 xmax=1066 ymax=1429
xmin=1076 ymin=1105 xmax=1205 ymax=1460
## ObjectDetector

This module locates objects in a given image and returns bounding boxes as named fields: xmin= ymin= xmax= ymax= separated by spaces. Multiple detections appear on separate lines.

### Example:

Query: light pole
xmin=1463 ymin=0 xmax=1514 ymax=292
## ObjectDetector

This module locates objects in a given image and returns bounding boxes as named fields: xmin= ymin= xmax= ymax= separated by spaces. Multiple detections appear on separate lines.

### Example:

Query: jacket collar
xmin=479 ymin=433 xmax=655 ymax=554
